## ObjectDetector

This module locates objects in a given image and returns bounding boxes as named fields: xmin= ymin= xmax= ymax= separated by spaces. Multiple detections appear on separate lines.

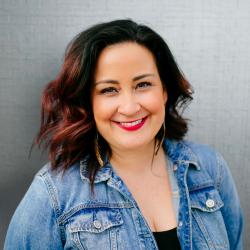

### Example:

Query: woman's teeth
xmin=119 ymin=119 xmax=143 ymax=126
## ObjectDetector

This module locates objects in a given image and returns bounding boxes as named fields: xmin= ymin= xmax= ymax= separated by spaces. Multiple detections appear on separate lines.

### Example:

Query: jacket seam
xmin=41 ymin=172 xmax=66 ymax=246
xmin=118 ymin=226 xmax=123 ymax=250
xmin=192 ymin=209 xmax=215 ymax=250
xmin=179 ymin=141 xmax=199 ymax=163
xmin=70 ymin=209 xmax=120 ymax=231
xmin=35 ymin=162 xmax=52 ymax=176
xmin=74 ymin=232 xmax=85 ymax=250
xmin=132 ymin=210 xmax=144 ymax=250
xmin=216 ymin=153 xmax=243 ymax=249
xmin=216 ymin=153 xmax=223 ymax=192
xmin=188 ymin=182 xmax=214 ymax=191
xmin=192 ymin=223 xmax=229 ymax=246
xmin=58 ymin=203 xmax=133 ymax=225
xmin=184 ymin=161 xmax=193 ymax=250
xmin=190 ymin=201 xmax=224 ymax=210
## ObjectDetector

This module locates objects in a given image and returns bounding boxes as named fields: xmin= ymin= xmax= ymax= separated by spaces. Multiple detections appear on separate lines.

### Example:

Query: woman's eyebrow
xmin=133 ymin=73 xmax=155 ymax=81
xmin=94 ymin=73 xmax=155 ymax=86
xmin=94 ymin=80 xmax=118 ymax=86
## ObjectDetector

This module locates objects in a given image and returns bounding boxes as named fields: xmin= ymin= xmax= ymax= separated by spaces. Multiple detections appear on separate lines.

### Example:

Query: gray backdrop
xmin=0 ymin=0 xmax=249 ymax=249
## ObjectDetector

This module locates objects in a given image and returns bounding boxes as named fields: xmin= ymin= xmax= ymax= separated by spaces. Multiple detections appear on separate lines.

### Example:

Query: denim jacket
xmin=4 ymin=139 xmax=243 ymax=250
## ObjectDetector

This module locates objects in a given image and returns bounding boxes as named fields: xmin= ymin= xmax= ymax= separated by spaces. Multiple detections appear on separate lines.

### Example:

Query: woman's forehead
xmin=94 ymin=43 xmax=158 ymax=81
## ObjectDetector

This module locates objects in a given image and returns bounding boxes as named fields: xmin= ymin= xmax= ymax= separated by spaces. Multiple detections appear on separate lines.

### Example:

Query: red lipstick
xmin=113 ymin=117 xmax=148 ymax=131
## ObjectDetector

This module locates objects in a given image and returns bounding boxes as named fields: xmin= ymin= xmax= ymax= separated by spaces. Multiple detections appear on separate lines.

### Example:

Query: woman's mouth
xmin=113 ymin=117 xmax=148 ymax=131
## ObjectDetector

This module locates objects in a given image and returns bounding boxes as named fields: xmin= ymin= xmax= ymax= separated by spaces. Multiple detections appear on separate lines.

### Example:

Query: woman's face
xmin=92 ymin=42 xmax=167 ymax=152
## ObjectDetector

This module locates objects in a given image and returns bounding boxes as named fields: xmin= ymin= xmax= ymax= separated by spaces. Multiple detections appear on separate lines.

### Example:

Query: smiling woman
xmin=4 ymin=19 xmax=243 ymax=250
xmin=92 ymin=43 xmax=167 ymax=153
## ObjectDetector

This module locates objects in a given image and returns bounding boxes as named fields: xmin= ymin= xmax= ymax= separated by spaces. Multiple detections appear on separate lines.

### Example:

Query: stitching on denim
xmin=71 ymin=243 xmax=79 ymax=250
xmin=188 ymin=182 xmax=214 ymax=191
xmin=69 ymin=217 xmax=77 ymax=250
xmin=58 ymin=203 xmax=132 ymax=225
xmin=71 ymin=220 xmax=120 ymax=231
xmin=184 ymin=162 xmax=193 ymax=250
xmin=164 ymin=140 xmax=199 ymax=167
xmin=71 ymin=238 xmax=79 ymax=250
xmin=42 ymin=173 xmax=61 ymax=215
xmin=111 ymin=227 xmax=117 ymax=250
xmin=69 ymin=217 xmax=85 ymax=250
xmin=119 ymin=227 xmax=123 ymax=250
xmin=42 ymin=173 xmax=66 ymax=245
xmin=58 ymin=204 xmax=132 ymax=225
xmin=192 ymin=223 xmax=204 ymax=242
xmin=70 ymin=208 xmax=121 ymax=231
xmin=114 ymin=208 xmax=120 ymax=222
xmin=192 ymin=223 xmax=229 ymax=247
xmin=190 ymin=202 xmax=224 ymax=210
xmin=203 ymin=241 xmax=229 ymax=247
xmin=36 ymin=169 xmax=48 ymax=176
xmin=80 ymin=161 xmax=113 ymax=183
xmin=216 ymin=154 xmax=223 ymax=192
xmin=132 ymin=210 xmax=144 ymax=250
xmin=111 ymin=229 xmax=114 ymax=250
xmin=75 ymin=232 xmax=85 ymax=250
xmin=192 ymin=210 xmax=215 ymax=250
xmin=36 ymin=163 xmax=52 ymax=176
xmin=179 ymin=141 xmax=199 ymax=164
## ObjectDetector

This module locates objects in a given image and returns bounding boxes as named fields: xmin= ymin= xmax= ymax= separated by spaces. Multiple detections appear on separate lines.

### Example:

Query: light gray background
xmin=0 ymin=0 xmax=249 ymax=248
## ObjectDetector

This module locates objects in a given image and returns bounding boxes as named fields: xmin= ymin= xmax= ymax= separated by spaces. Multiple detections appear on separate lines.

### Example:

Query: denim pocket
xmin=189 ymin=186 xmax=229 ymax=250
xmin=69 ymin=207 xmax=123 ymax=250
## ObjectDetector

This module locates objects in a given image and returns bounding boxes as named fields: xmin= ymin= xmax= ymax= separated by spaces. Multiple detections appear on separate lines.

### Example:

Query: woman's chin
xmin=119 ymin=144 xmax=142 ymax=151
xmin=115 ymin=138 xmax=153 ymax=152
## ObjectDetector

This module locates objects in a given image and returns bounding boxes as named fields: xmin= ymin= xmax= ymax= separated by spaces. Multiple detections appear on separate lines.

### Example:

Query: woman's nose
xmin=117 ymin=94 xmax=141 ymax=116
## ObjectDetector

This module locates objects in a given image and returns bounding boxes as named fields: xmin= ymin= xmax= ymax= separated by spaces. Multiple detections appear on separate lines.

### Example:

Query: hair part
xmin=31 ymin=19 xmax=193 ymax=196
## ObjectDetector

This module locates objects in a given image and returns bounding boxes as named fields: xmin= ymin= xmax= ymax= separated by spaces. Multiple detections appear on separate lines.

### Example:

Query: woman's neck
xmin=109 ymin=139 xmax=165 ymax=177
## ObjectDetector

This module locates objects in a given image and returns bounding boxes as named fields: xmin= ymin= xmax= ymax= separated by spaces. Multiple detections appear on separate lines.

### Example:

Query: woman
xmin=4 ymin=19 xmax=243 ymax=250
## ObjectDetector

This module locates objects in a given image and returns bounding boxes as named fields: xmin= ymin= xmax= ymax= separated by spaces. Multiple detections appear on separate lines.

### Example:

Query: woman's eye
xmin=100 ymin=87 xmax=117 ymax=94
xmin=136 ymin=82 xmax=151 ymax=89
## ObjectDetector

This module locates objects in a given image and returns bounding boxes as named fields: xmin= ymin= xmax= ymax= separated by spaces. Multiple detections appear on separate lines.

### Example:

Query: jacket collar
xmin=163 ymin=138 xmax=201 ymax=170
xmin=80 ymin=154 xmax=112 ymax=183
xmin=80 ymin=138 xmax=200 ymax=183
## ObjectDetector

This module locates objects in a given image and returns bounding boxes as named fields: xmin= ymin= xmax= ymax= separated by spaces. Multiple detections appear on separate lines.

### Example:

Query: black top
xmin=152 ymin=227 xmax=181 ymax=249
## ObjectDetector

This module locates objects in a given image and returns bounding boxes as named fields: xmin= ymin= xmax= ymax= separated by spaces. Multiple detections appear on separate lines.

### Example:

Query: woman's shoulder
xmin=181 ymin=140 xmax=224 ymax=167
xmin=36 ymin=161 xmax=82 ymax=182
xmin=180 ymin=140 xmax=232 ymax=192
xmin=181 ymin=140 xmax=226 ymax=171
xmin=181 ymin=140 xmax=219 ymax=157
xmin=165 ymin=138 xmax=224 ymax=166
xmin=33 ymin=160 xmax=92 ymax=209
xmin=165 ymin=138 xmax=228 ymax=189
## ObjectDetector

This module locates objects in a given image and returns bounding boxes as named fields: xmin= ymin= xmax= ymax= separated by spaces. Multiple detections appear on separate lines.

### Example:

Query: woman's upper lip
xmin=113 ymin=116 xmax=147 ymax=123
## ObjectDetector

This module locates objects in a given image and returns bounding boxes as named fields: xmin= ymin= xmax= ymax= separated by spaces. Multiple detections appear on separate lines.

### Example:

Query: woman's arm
xmin=217 ymin=153 xmax=243 ymax=250
xmin=4 ymin=174 xmax=64 ymax=250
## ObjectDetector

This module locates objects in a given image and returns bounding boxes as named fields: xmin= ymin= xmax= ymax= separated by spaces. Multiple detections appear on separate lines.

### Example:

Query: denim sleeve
xmin=217 ymin=153 xmax=243 ymax=250
xmin=4 ymin=174 xmax=64 ymax=250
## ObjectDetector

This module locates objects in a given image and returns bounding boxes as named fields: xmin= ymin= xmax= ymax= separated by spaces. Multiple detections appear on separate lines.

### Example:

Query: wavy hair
xmin=31 ymin=19 xmax=193 ymax=195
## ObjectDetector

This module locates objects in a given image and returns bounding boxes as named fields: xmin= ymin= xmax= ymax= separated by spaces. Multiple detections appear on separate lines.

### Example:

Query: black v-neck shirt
xmin=152 ymin=227 xmax=181 ymax=249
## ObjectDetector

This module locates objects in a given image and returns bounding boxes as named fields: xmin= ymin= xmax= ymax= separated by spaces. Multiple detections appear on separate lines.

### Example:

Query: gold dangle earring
xmin=155 ymin=119 xmax=166 ymax=155
xmin=94 ymin=130 xmax=104 ymax=167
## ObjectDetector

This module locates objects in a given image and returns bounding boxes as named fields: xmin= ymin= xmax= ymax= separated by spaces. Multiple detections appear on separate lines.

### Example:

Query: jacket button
xmin=93 ymin=220 xmax=102 ymax=229
xmin=174 ymin=166 xmax=178 ymax=171
xmin=179 ymin=222 xmax=183 ymax=227
xmin=206 ymin=199 xmax=215 ymax=208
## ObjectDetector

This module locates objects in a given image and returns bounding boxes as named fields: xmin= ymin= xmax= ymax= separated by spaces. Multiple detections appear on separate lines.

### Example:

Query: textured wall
xmin=0 ymin=0 xmax=249 ymax=248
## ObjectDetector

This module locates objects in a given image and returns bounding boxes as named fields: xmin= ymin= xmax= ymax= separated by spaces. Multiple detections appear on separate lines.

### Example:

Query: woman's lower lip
xmin=114 ymin=117 xmax=148 ymax=131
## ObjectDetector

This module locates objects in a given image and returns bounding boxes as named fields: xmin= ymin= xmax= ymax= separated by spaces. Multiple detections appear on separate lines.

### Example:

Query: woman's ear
xmin=163 ymin=90 xmax=168 ymax=104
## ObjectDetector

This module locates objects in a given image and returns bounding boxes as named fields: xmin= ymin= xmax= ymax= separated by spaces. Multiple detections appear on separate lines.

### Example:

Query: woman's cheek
xmin=142 ymin=91 xmax=165 ymax=114
xmin=93 ymin=97 xmax=117 ymax=122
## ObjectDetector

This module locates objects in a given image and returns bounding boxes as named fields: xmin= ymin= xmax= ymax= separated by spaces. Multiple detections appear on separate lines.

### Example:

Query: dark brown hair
xmin=31 ymin=19 xmax=193 ymax=194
